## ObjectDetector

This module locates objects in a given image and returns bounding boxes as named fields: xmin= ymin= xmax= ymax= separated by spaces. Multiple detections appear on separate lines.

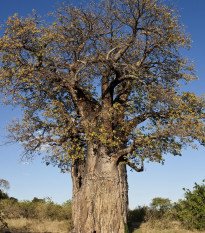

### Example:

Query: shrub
xmin=128 ymin=206 xmax=148 ymax=223
xmin=32 ymin=197 xmax=46 ymax=203
xmin=175 ymin=179 xmax=205 ymax=230
xmin=0 ymin=199 xmax=21 ymax=219
xmin=0 ymin=190 xmax=9 ymax=200
xmin=0 ymin=196 xmax=72 ymax=222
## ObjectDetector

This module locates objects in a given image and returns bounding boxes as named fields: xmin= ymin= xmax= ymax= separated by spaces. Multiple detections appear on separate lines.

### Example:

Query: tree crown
xmin=0 ymin=0 xmax=204 ymax=172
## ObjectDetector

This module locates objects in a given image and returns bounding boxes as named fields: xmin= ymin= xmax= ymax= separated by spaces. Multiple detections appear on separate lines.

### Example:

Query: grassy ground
xmin=1 ymin=218 xmax=205 ymax=233
xmin=0 ymin=218 xmax=72 ymax=233
xmin=131 ymin=220 xmax=205 ymax=233
xmin=134 ymin=228 xmax=205 ymax=233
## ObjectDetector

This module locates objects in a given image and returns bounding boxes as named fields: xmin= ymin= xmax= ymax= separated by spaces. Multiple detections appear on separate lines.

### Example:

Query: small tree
xmin=150 ymin=197 xmax=172 ymax=219
xmin=0 ymin=180 xmax=9 ymax=191
xmin=0 ymin=179 xmax=10 ymax=200
xmin=151 ymin=197 xmax=172 ymax=212
xmin=0 ymin=0 xmax=205 ymax=232
xmin=175 ymin=180 xmax=205 ymax=230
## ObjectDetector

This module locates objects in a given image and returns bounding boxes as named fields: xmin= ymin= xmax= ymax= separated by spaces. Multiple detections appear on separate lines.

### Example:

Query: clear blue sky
xmin=0 ymin=0 xmax=205 ymax=209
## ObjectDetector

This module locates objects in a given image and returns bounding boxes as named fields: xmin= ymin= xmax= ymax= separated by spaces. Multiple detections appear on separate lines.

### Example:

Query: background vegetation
xmin=1 ymin=179 xmax=205 ymax=232
xmin=0 ymin=195 xmax=72 ymax=232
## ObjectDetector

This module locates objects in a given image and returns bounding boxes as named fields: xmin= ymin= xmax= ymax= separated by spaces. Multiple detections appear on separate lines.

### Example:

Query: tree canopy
xmin=0 ymin=179 xmax=9 ymax=191
xmin=0 ymin=0 xmax=204 ymax=172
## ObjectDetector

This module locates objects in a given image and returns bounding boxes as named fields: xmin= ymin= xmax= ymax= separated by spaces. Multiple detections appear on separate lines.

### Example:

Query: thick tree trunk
xmin=70 ymin=143 xmax=128 ymax=233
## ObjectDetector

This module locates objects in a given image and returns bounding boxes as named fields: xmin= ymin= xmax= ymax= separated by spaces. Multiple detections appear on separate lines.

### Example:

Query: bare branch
xmin=106 ymin=47 xmax=119 ymax=60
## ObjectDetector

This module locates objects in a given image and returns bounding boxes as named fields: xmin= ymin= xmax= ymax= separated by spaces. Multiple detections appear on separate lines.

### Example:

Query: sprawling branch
xmin=126 ymin=110 xmax=171 ymax=133
xmin=67 ymin=81 xmax=101 ymax=123
xmin=113 ymin=143 xmax=135 ymax=162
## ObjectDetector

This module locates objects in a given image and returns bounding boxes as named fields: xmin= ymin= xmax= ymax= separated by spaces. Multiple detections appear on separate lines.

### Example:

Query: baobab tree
xmin=0 ymin=0 xmax=204 ymax=232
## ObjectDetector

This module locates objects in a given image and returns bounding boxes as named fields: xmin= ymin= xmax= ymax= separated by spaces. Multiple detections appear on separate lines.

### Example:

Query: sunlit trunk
xmin=70 ymin=143 xmax=128 ymax=233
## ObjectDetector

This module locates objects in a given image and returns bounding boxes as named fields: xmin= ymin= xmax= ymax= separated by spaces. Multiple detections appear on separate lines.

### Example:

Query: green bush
xmin=17 ymin=198 xmax=72 ymax=221
xmin=0 ymin=195 xmax=72 ymax=222
xmin=62 ymin=200 xmax=72 ymax=220
xmin=175 ymin=179 xmax=205 ymax=230
xmin=0 ymin=190 xmax=9 ymax=200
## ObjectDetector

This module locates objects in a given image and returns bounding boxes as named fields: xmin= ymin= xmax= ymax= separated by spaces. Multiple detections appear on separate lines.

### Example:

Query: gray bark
xmin=71 ymin=143 xmax=128 ymax=233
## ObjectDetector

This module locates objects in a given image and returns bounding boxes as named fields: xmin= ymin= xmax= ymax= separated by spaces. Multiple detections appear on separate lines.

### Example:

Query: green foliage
xmin=124 ymin=222 xmax=129 ymax=233
xmin=150 ymin=197 xmax=172 ymax=218
xmin=175 ymin=180 xmax=205 ymax=230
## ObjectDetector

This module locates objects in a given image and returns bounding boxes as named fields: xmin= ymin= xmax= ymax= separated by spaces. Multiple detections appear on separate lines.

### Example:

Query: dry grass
xmin=2 ymin=218 xmax=205 ymax=233
xmin=132 ymin=220 xmax=205 ymax=233
xmin=1 ymin=218 xmax=72 ymax=233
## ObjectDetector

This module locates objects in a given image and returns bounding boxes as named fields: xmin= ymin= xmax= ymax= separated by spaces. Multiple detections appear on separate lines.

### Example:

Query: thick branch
xmin=112 ymin=132 xmax=161 ymax=163
xmin=126 ymin=160 xmax=144 ymax=172
xmin=102 ymin=73 xmax=112 ymax=107
xmin=75 ymin=83 xmax=101 ymax=109
xmin=127 ymin=110 xmax=171 ymax=133
xmin=67 ymin=81 xmax=101 ymax=122
xmin=112 ymin=143 xmax=135 ymax=162
xmin=127 ymin=112 xmax=151 ymax=130
xmin=112 ymin=143 xmax=144 ymax=172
